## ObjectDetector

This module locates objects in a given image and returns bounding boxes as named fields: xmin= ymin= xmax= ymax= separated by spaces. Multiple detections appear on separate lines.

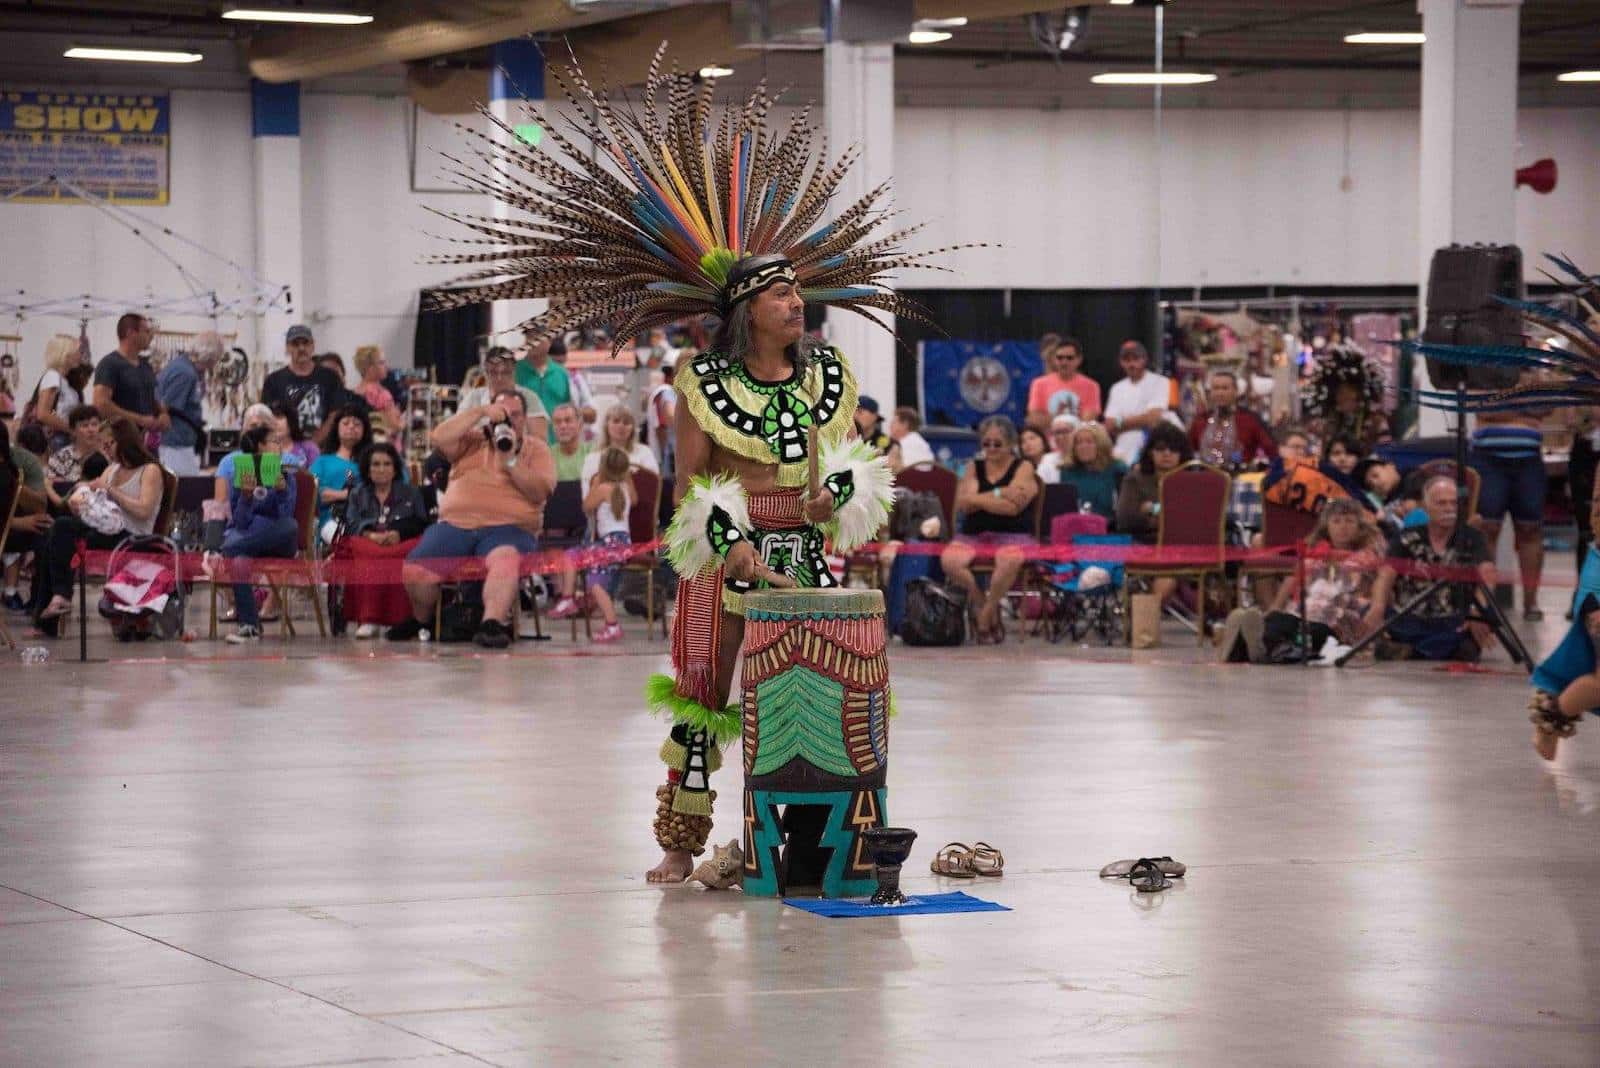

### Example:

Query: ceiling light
xmin=908 ymin=30 xmax=953 ymax=44
xmin=1109 ymin=0 xmax=1135 ymax=5
xmin=1344 ymin=32 xmax=1425 ymax=45
xmin=221 ymin=5 xmax=372 ymax=24
xmin=698 ymin=66 xmax=734 ymax=79
xmin=65 ymin=46 xmax=203 ymax=64
xmin=916 ymin=17 xmax=967 ymax=28
xmin=1557 ymin=70 xmax=1600 ymax=82
xmin=1091 ymin=72 xmax=1217 ymax=86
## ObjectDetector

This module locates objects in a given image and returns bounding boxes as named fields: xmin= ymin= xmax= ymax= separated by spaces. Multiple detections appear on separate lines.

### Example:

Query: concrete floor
xmin=3 ymin=611 xmax=1599 ymax=1065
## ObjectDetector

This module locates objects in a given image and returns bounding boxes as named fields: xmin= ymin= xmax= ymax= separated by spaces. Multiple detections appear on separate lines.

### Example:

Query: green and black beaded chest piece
xmin=691 ymin=351 xmax=848 ymax=464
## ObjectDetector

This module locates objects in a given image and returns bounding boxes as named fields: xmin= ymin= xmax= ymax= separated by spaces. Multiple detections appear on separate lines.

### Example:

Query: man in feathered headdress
xmin=425 ymin=43 xmax=967 ymax=881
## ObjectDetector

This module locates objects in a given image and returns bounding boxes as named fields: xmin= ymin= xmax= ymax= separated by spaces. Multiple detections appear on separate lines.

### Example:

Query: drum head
xmin=743 ymin=587 xmax=884 ymax=618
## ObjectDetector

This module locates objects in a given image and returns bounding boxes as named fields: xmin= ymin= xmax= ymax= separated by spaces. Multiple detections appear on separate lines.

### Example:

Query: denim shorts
xmin=1471 ymin=450 xmax=1547 ymax=524
xmin=406 ymin=521 xmax=538 ymax=575
xmin=583 ymin=531 xmax=631 ymax=597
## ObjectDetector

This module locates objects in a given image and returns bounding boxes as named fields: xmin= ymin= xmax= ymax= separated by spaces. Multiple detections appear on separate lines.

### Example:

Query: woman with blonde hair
xmin=352 ymin=345 xmax=401 ymax=437
xmin=1048 ymin=421 xmax=1125 ymax=523
xmin=26 ymin=334 xmax=85 ymax=444
xmin=579 ymin=402 xmax=658 ymax=484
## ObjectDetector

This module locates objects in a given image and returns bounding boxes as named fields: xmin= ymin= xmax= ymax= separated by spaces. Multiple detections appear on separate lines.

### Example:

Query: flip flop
xmin=930 ymin=842 xmax=977 ymax=878
xmin=970 ymin=841 xmax=1005 ymax=877
xmin=1099 ymin=856 xmax=1187 ymax=879
xmin=1128 ymin=858 xmax=1169 ymax=893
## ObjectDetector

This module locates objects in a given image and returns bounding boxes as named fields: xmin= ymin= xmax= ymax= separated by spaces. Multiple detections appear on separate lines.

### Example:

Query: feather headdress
xmin=1305 ymin=341 xmax=1384 ymax=417
xmin=424 ymin=41 xmax=978 ymax=353
xmin=1409 ymin=253 xmax=1600 ymax=413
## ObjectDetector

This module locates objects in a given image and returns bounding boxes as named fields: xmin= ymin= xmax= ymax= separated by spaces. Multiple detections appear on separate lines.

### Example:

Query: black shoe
xmin=474 ymin=618 xmax=511 ymax=649
xmin=386 ymin=617 xmax=425 ymax=641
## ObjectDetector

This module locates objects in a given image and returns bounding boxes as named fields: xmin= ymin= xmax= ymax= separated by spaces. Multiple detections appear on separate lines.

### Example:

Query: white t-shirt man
xmin=1104 ymin=371 xmax=1177 ymax=465
xmin=895 ymin=430 xmax=934 ymax=468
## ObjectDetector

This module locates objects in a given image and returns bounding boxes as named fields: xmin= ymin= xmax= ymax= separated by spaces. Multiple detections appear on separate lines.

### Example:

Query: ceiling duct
xmin=732 ymin=0 xmax=913 ymax=51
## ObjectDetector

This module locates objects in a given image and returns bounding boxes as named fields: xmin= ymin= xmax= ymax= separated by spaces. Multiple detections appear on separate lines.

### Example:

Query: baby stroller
xmin=98 ymin=534 xmax=186 ymax=641
xmin=1037 ymin=534 xmax=1130 ymax=646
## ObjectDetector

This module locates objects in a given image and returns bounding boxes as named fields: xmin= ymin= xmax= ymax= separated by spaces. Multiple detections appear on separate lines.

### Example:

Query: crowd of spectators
xmin=0 ymin=316 xmax=1566 ymax=666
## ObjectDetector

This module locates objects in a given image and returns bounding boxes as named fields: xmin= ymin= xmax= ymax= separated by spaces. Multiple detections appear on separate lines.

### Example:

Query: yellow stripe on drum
xmin=742 ymin=588 xmax=884 ymax=619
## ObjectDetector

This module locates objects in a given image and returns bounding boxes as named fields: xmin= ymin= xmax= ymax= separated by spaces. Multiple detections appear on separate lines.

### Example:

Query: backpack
xmin=900 ymin=577 xmax=966 ymax=646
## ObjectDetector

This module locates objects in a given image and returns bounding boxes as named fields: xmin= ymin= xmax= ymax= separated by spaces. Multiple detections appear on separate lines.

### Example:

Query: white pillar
xmin=250 ymin=79 xmax=304 ymax=365
xmin=1415 ymin=0 xmax=1521 ymax=434
xmin=824 ymin=40 xmax=896 ymax=408
xmin=489 ymin=40 xmax=545 ymax=345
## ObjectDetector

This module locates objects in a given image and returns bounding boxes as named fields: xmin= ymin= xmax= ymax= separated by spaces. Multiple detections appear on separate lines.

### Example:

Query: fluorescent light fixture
xmin=1343 ymin=32 xmax=1425 ymax=45
xmin=1091 ymin=72 xmax=1217 ymax=86
xmin=916 ymin=17 xmax=967 ymax=28
xmin=698 ymin=66 xmax=734 ymax=78
xmin=908 ymin=30 xmax=953 ymax=44
xmin=1557 ymin=70 xmax=1600 ymax=82
xmin=1110 ymin=0 xmax=1135 ymax=5
xmin=65 ymin=46 xmax=203 ymax=63
xmin=221 ymin=5 xmax=372 ymax=23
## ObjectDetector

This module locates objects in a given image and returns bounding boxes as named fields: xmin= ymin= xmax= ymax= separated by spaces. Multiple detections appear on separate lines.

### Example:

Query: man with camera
xmin=389 ymin=390 xmax=555 ymax=649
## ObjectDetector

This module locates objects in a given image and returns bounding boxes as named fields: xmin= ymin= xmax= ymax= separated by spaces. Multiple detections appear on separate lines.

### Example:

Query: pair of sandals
xmin=1099 ymin=856 xmax=1186 ymax=893
xmin=930 ymin=841 xmax=1004 ymax=878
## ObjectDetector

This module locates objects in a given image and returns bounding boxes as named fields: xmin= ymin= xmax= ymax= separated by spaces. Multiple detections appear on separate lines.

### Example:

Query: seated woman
xmin=1115 ymin=422 xmax=1193 ymax=612
xmin=1220 ymin=497 xmax=1384 ymax=662
xmin=336 ymin=441 xmax=428 ymax=639
xmin=219 ymin=426 xmax=301 ymax=644
xmin=1055 ymin=422 xmax=1125 ymax=525
xmin=34 ymin=417 xmax=162 ymax=633
xmin=268 ymin=401 xmax=320 ymax=469
xmin=309 ymin=405 xmax=373 ymax=539
xmin=2 ymin=421 xmax=54 ymax=612
xmin=1018 ymin=425 xmax=1050 ymax=472
xmin=940 ymin=415 xmax=1039 ymax=644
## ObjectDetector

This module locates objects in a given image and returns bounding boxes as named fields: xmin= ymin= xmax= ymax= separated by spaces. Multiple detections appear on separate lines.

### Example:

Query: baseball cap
xmin=286 ymin=324 xmax=313 ymax=344
xmin=857 ymin=395 xmax=880 ymax=415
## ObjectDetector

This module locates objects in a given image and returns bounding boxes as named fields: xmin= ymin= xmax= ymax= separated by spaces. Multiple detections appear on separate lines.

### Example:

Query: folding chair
xmin=621 ymin=467 xmax=668 ymax=639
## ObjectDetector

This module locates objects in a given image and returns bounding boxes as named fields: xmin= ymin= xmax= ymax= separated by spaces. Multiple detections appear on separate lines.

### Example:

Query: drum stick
xmin=807 ymin=425 xmax=820 ymax=501
xmin=753 ymin=563 xmax=797 ymax=589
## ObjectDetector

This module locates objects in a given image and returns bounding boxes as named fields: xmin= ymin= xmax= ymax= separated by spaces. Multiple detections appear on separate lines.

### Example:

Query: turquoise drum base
xmin=742 ymin=787 xmax=888 ymax=898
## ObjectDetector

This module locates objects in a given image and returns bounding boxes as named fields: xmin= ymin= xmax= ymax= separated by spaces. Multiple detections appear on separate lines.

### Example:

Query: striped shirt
xmin=1471 ymin=425 xmax=1542 ymax=460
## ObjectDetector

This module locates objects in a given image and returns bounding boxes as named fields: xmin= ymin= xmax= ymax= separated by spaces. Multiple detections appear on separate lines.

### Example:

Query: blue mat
xmin=782 ymin=891 xmax=1010 ymax=918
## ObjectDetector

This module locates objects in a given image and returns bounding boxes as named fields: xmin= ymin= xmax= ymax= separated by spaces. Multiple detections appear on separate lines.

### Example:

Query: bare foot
xmin=646 ymin=850 xmax=694 ymax=884
xmin=1533 ymin=725 xmax=1561 ymax=762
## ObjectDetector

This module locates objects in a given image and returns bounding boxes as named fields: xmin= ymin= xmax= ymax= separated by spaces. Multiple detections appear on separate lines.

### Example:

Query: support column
xmin=1415 ymin=0 xmax=1521 ymax=433
xmin=823 ymin=40 xmax=896 ymax=408
xmin=489 ymin=39 xmax=545 ymax=344
xmin=251 ymin=79 xmax=303 ymax=363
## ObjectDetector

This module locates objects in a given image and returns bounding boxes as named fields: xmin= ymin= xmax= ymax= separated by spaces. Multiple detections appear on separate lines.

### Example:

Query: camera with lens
xmin=484 ymin=417 xmax=517 ymax=453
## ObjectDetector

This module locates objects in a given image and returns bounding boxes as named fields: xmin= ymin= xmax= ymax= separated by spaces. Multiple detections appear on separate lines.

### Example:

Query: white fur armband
xmin=820 ymin=438 xmax=894 ymax=552
xmin=665 ymin=474 xmax=752 ymax=579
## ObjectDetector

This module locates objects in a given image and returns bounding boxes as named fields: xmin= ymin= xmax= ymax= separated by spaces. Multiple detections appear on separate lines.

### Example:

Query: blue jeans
xmin=1388 ymin=612 xmax=1470 ymax=660
xmin=222 ymin=518 xmax=300 ymax=627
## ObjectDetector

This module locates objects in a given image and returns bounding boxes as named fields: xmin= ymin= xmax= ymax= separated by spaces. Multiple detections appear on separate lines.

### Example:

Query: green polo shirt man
xmin=514 ymin=330 xmax=572 ymax=443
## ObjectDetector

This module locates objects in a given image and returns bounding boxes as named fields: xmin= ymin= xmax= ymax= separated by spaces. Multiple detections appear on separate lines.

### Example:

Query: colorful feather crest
xmin=423 ymin=41 xmax=980 ymax=353
xmin=1410 ymin=253 xmax=1600 ymax=413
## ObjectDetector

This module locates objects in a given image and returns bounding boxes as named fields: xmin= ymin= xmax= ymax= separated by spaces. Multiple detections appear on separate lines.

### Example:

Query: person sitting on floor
xmin=1051 ymin=421 xmax=1125 ymax=526
xmin=218 ymin=426 xmax=302 ymax=644
xmin=389 ymin=390 xmax=555 ymax=650
xmin=941 ymin=415 xmax=1039 ymax=644
xmin=579 ymin=445 xmax=635 ymax=644
xmin=309 ymin=405 xmax=374 ymax=538
xmin=34 ymin=417 xmax=163 ymax=635
xmin=1368 ymin=475 xmax=1496 ymax=662
xmin=1220 ymin=497 xmax=1385 ymax=663
xmin=337 ymin=441 xmax=429 ymax=639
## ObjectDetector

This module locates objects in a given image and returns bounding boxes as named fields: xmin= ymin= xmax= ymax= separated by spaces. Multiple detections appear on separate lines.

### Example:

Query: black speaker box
xmin=1421 ymin=243 xmax=1525 ymax=390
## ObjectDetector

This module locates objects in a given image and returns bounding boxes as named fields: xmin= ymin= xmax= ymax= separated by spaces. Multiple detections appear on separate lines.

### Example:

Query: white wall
xmin=4 ymin=91 xmax=1598 ymax=397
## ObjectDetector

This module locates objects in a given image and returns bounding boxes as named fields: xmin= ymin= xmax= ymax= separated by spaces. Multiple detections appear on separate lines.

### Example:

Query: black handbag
xmin=900 ymin=577 xmax=966 ymax=647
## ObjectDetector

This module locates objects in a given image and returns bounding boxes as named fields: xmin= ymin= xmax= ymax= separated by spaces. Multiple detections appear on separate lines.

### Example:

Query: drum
xmin=739 ymin=587 xmax=891 ymax=897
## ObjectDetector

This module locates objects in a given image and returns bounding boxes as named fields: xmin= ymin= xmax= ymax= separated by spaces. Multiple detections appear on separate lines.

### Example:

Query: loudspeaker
xmin=1422 ymin=243 xmax=1525 ymax=391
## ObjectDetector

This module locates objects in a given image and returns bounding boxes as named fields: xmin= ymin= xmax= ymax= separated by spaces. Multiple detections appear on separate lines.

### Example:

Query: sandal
xmin=1099 ymin=856 xmax=1187 ymax=880
xmin=1127 ymin=858 xmax=1169 ymax=893
xmin=930 ymin=842 xmax=977 ymax=878
xmin=970 ymin=841 xmax=1004 ymax=877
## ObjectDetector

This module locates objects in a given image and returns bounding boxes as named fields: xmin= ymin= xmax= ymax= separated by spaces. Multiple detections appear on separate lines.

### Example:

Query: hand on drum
xmin=726 ymin=541 xmax=796 ymax=589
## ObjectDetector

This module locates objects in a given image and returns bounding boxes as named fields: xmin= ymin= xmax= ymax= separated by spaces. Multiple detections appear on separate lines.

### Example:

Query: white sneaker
xmin=225 ymin=624 xmax=262 ymax=645
xmin=354 ymin=623 xmax=379 ymax=639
